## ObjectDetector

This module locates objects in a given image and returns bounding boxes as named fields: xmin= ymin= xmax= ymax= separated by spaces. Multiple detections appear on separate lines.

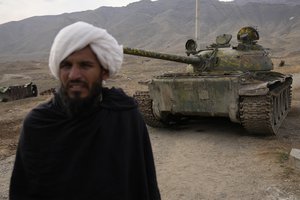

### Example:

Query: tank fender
xmin=239 ymin=76 xmax=291 ymax=96
xmin=239 ymin=83 xmax=269 ymax=96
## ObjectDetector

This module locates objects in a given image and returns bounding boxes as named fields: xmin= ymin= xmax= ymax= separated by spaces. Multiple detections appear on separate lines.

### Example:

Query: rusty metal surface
xmin=148 ymin=75 xmax=240 ymax=122
xmin=0 ymin=82 xmax=38 ymax=102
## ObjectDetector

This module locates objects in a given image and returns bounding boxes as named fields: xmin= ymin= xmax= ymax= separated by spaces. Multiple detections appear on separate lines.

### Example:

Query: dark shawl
xmin=10 ymin=87 xmax=160 ymax=200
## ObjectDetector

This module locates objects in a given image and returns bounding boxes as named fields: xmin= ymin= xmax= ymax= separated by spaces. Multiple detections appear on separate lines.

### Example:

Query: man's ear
xmin=101 ymin=69 xmax=109 ymax=80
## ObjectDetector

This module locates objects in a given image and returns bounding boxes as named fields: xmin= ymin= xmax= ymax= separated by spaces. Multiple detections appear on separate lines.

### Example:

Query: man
xmin=10 ymin=21 xmax=161 ymax=200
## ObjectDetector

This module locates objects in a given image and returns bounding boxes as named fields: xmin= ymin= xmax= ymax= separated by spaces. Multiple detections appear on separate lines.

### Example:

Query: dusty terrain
xmin=0 ymin=57 xmax=300 ymax=200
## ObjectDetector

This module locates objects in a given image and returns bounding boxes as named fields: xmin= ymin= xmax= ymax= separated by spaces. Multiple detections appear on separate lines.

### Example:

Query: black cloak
xmin=10 ymin=87 xmax=161 ymax=200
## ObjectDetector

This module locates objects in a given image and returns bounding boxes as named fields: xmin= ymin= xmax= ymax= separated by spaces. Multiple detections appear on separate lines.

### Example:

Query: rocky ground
xmin=0 ymin=57 xmax=300 ymax=200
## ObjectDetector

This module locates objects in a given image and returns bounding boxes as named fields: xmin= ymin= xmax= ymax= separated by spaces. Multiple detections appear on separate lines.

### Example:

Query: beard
xmin=58 ymin=79 xmax=103 ymax=117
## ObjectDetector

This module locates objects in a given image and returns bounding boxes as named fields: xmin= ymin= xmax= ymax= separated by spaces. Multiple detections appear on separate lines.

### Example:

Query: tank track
xmin=240 ymin=80 xmax=292 ymax=135
xmin=133 ymin=91 xmax=166 ymax=128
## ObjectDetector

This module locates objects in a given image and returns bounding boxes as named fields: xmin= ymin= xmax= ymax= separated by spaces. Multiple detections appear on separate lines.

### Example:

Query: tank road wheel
xmin=31 ymin=85 xmax=38 ymax=97
xmin=133 ymin=91 xmax=168 ymax=128
xmin=240 ymin=82 xmax=292 ymax=135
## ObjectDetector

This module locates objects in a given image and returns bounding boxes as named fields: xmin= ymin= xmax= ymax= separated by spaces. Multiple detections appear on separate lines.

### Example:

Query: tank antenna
xmin=195 ymin=0 xmax=200 ymax=42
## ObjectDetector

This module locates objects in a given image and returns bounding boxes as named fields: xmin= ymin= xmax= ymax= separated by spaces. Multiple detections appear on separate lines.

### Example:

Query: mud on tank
xmin=124 ymin=27 xmax=293 ymax=135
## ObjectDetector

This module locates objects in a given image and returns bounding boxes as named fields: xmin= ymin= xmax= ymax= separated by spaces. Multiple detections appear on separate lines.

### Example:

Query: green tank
xmin=124 ymin=27 xmax=292 ymax=135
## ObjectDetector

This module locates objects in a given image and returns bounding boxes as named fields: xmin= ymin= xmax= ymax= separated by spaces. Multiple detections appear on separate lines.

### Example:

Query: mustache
xmin=58 ymin=80 xmax=103 ymax=117
xmin=66 ymin=79 xmax=89 ymax=88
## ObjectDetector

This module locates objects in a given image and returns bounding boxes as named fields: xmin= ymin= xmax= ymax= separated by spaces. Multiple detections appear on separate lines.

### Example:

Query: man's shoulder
xmin=101 ymin=87 xmax=138 ymax=111
xmin=23 ymin=99 xmax=61 ymax=124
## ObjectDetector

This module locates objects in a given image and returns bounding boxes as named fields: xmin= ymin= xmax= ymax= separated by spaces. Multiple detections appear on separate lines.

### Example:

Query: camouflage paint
xmin=149 ymin=74 xmax=241 ymax=122
xmin=198 ymin=48 xmax=273 ymax=72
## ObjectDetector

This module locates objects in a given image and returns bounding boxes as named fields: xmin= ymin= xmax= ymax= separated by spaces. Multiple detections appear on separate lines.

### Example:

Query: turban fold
xmin=49 ymin=21 xmax=123 ymax=79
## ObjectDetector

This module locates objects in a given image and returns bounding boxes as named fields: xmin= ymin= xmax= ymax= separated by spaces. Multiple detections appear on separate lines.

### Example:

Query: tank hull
xmin=149 ymin=73 xmax=241 ymax=121
xmin=134 ymin=71 xmax=292 ymax=135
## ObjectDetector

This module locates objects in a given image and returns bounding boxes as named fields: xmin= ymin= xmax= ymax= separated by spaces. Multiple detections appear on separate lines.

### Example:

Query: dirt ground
xmin=0 ymin=57 xmax=300 ymax=200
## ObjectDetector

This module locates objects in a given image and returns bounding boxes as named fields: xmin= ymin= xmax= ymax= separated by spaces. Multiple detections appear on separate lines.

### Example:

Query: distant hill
xmin=0 ymin=0 xmax=299 ymax=62
xmin=235 ymin=0 xmax=300 ymax=5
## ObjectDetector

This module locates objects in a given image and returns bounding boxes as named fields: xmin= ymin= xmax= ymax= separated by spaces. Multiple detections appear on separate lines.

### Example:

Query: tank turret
xmin=124 ymin=27 xmax=273 ymax=73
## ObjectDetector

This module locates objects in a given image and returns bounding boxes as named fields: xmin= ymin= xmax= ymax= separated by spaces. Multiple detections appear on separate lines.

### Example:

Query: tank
xmin=124 ymin=27 xmax=293 ymax=135
xmin=0 ymin=82 xmax=38 ymax=102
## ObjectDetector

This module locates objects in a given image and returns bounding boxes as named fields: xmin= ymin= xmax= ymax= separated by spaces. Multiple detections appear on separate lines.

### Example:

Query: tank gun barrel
xmin=124 ymin=47 xmax=202 ymax=65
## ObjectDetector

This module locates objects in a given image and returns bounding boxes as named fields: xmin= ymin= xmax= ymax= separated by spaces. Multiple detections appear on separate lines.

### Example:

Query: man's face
xmin=59 ymin=46 xmax=108 ymax=99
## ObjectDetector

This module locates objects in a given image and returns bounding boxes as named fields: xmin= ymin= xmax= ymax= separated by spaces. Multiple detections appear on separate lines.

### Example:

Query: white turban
xmin=49 ymin=21 xmax=123 ymax=79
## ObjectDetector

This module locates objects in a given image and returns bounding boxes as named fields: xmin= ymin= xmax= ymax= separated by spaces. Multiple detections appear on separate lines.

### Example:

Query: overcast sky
xmin=0 ymin=0 xmax=142 ymax=25
xmin=0 ymin=0 xmax=233 ymax=25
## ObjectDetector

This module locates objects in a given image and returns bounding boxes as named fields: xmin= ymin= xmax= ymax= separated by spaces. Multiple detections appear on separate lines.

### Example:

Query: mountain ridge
xmin=0 ymin=0 xmax=299 ymax=63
